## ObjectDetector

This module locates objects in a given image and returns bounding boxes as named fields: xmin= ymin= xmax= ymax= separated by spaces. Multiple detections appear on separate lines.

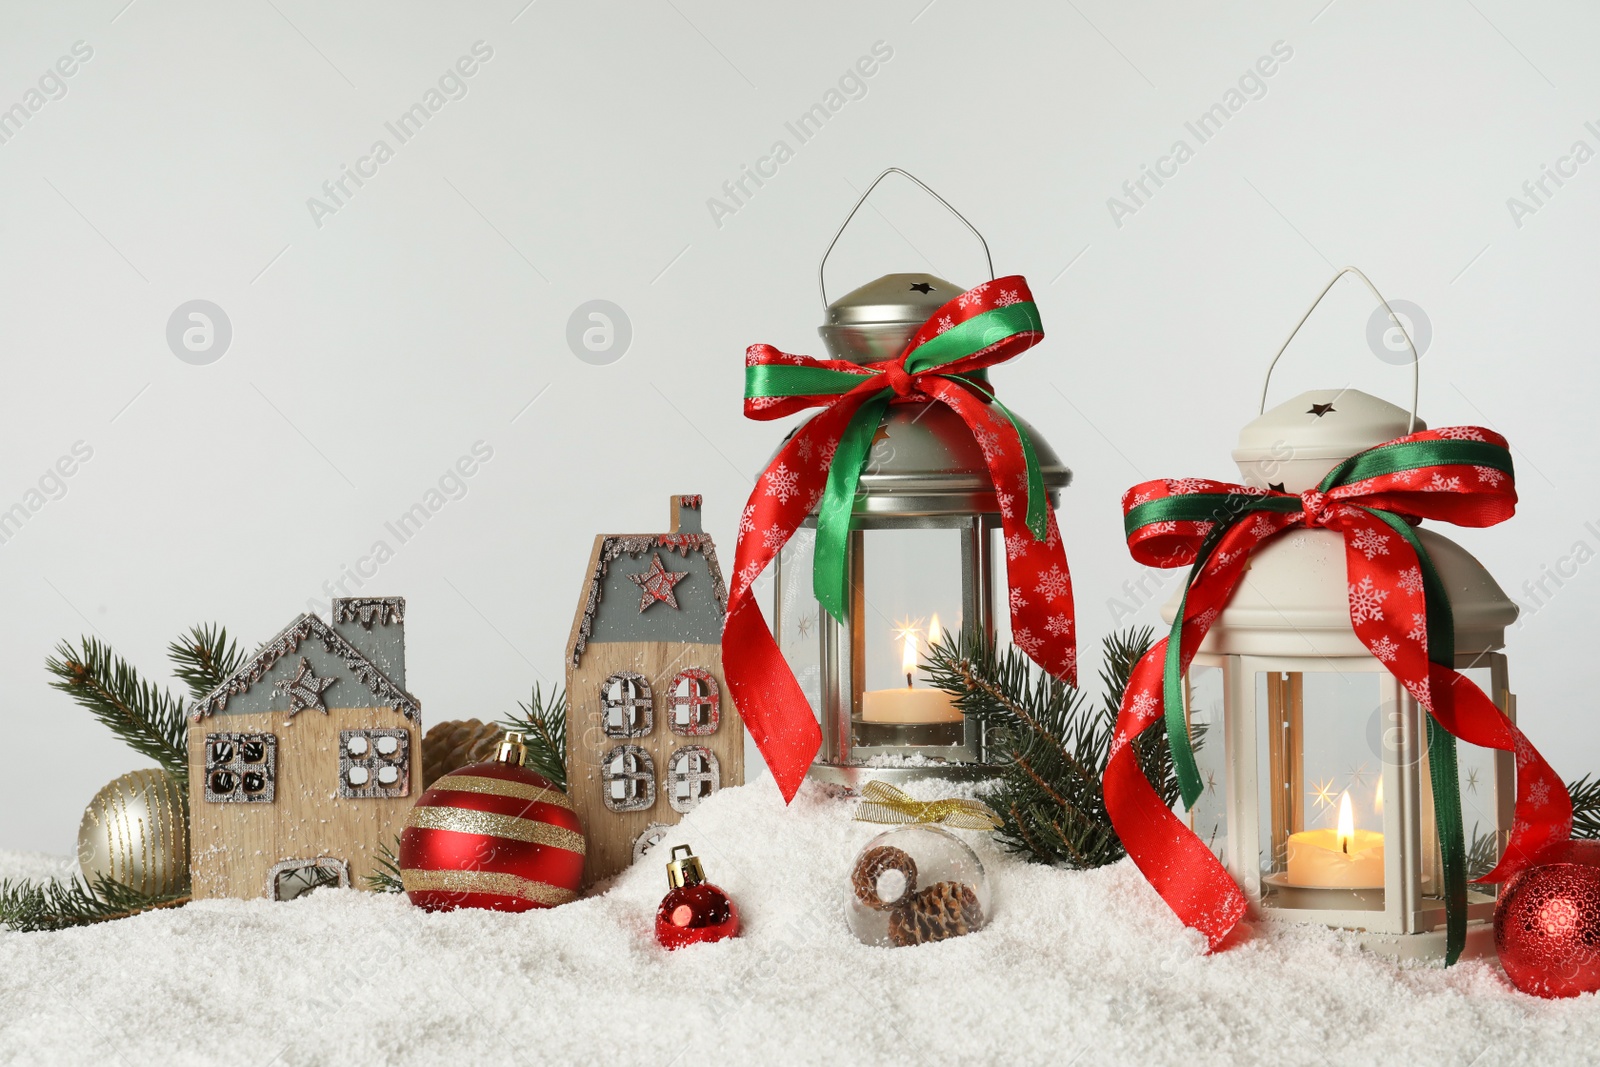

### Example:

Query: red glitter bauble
xmin=655 ymin=882 xmax=739 ymax=949
xmin=1495 ymin=858 xmax=1600 ymax=999
xmin=399 ymin=749 xmax=585 ymax=913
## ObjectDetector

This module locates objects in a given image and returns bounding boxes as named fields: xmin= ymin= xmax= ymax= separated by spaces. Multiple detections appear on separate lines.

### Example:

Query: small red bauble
xmin=399 ymin=732 xmax=586 ymax=912
xmin=1495 ymin=847 xmax=1600 ymax=999
xmin=655 ymin=844 xmax=738 ymax=949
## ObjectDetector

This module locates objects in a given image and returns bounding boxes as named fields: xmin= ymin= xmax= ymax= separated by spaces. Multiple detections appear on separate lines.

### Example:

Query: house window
xmin=601 ymin=673 xmax=653 ymax=738
xmin=204 ymin=732 xmax=277 ymax=803
xmin=267 ymin=857 xmax=349 ymax=901
xmin=667 ymin=669 xmax=719 ymax=736
xmin=666 ymin=745 xmax=720 ymax=814
xmin=340 ymin=729 xmax=411 ymax=799
xmin=601 ymin=744 xmax=655 ymax=813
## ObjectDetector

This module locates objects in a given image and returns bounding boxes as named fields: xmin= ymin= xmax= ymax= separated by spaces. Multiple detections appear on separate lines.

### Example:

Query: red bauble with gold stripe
xmin=399 ymin=735 xmax=585 ymax=912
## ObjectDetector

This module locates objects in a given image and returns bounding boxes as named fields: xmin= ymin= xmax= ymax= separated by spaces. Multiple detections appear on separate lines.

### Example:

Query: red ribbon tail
xmin=1103 ymin=644 xmax=1248 ymax=950
xmin=723 ymin=597 xmax=820 ymax=804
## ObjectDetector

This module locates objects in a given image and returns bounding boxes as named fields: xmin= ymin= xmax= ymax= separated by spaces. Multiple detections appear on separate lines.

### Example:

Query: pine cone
xmin=422 ymin=719 xmax=504 ymax=788
xmin=888 ymin=881 xmax=983 ymax=947
xmin=852 ymin=845 xmax=918 ymax=910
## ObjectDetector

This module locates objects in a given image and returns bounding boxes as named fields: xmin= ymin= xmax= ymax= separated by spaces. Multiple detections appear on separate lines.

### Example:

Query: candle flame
xmin=1337 ymin=790 xmax=1355 ymax=853
xmin=901 ymin=628 xmax=919 ymax=680
xmin=928 ymin=614 xmax=942 ymax=648
xmin=1373 ymin=776 xmax=1384 ymax=818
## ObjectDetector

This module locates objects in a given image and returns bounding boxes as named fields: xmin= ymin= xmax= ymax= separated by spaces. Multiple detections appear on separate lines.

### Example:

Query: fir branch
xmin=500 ymin=684 xmax=567 ymax=790
xmin=1569 ymin=774 xmax=1600 ymax=840
xmin=925 ymin=629 xmax=1170 ymax=869
xmin=167 ymin=624 xmax=245 ymax=702
xmin=0 ymin=875 xmax=188 ymax=933
xmin=46 ymin=637 xmax=189 ymax=788
xmin=364 ymin=836 xmax=405 ymax=894
xmin=1465 ymin=824 xmax=1503 ymax=885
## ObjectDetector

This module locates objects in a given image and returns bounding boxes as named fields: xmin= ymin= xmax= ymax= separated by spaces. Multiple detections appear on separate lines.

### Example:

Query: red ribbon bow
xmin=725 ymin=277 xmax=1078 ymax=802
xmin=1106 ymin=426 xmax=1571 ymax=951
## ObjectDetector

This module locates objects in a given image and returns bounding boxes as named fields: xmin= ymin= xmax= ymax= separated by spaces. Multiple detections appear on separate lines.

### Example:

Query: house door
xmin=268 ymin=857 xmax=350 ymax=900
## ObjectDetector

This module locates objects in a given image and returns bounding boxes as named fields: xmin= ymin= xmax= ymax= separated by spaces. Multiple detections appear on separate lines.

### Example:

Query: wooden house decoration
xmin=187 ymin=596 xmax=421 ymax=900
xmin=565 ymin=495 xmax=744 ymax=885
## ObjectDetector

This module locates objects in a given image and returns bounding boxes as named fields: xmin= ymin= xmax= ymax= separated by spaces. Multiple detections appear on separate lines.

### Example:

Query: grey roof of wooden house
xmin=569 ymin=497 xmax=728 ymax=668
xmin=191 ymin=596 xmax=419 ymax=721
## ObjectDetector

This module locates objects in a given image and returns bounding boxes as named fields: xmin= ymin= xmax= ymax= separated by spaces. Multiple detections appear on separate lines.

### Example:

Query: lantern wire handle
xmin=1258 ymin=266 xmax=1420 ymax=433
xmin=818 ymin=167 xmax=995 ymax=311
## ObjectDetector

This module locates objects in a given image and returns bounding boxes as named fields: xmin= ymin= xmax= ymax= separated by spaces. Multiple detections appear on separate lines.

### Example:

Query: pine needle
xmin=167 ymin=624 xmax=245 ymax=702
xmin=499 ymin=684 xmax=567 ymax=791
xmin=364 ymin=836 xmax=405 ymax=894
xmin=0 ymin=875 xmax=188 ymax=933
xmin=46 ymin=637 xmax=189 ymax=789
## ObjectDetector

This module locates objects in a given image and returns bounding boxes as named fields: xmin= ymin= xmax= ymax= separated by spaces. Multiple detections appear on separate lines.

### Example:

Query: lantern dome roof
xmin=818 ymin=272 xmax=963 ymax=365
xmin=1234 ymin=389 xmax=1426 ymax=493
xmin=775 ymin=403 xmax=1070 ymax=519
xmin=1161 ymin=527 xmax=1517 ymax=658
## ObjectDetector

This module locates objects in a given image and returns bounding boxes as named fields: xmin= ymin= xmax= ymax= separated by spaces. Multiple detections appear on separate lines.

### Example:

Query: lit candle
xmin=861 ymin=626 xmax=962 ymax=724
xmin=1285 ymin=790 xmax=1384 ymax=889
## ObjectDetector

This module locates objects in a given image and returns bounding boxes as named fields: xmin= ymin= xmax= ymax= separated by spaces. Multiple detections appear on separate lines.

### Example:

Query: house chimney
xmin=670 ymin=494 xmax=703 ymax=534
xmin=331 ymin=597 xmax=406 ymax=689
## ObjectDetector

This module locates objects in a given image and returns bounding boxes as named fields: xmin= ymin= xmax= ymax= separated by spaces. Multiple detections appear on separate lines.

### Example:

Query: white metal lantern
xmin=1171 ymin=274 xmax=1516 ymax=961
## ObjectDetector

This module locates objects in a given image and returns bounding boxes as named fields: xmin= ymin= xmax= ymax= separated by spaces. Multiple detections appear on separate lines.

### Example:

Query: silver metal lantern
xmin=770 ymin=169 xmax=1071 ymax=790
xmin=1175 ymin=270 xmax=1516 ymax=960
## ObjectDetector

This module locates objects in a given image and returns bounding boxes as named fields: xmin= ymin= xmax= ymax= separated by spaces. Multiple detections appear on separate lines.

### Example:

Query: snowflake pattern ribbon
xmin=1103 ymin=426 xmax=1571 ymax=965
xmin=725 ymin=276 xmax=1077 ymax=803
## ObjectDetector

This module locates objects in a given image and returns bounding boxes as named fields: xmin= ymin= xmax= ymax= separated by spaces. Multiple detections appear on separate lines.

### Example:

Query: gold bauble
xmin=77 ymin=769 xmax=190 ymax=896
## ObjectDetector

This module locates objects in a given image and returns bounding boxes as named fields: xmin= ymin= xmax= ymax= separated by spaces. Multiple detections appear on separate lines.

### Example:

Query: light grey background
xmin=3 ymin=0 xmax=1596 ymax=855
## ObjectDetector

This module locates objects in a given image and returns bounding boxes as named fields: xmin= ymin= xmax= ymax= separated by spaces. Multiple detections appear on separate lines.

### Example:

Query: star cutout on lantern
xmin=908 ymin=281 xmax=934 ymax=293
xmin=1308 ymin=402 xmax=1336 ymax=417
xmin=275 ymin=657 xmax=336 ymax=717
xmin=629 ymin=552 xmax=688 ymax=611
xmin=1310 ymin=776 xmax=1337 ymax=811
xmin=1268 ymin=482 xmax=1286 ymax=493
xmin=1466 ymin=767 xmax=1481 ymax=794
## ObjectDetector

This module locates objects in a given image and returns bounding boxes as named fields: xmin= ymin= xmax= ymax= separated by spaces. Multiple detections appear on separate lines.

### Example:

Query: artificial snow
xmin=2 ymin=777 xmax=1597 ymax=1065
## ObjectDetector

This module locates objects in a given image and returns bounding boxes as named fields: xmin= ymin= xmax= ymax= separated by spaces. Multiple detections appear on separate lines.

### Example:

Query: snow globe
xmin=846 ymin=824 xmax=990 ymax=947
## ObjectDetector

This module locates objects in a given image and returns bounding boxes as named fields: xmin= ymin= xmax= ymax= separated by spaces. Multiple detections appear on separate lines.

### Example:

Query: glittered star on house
xmin=275 ymin=657 xmax=336 ymax=717
xmin=908 ymin=281 xmax=934 ymax=293
xmin=1308 ymin=402 xmax=1336 ymax=417
xmin=629 ymin=552 xmax=688 ymax=611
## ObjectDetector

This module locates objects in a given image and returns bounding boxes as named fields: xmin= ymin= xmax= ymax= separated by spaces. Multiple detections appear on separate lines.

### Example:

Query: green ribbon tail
xmin=1161 ymin=526 xmax=1234 ymax=810
xmin=1162 ymin=580 xmax=1205 ymax=810
xmin=813 ymin=392 xmax=891 ymax=624
xmin=1426 ymin=717 xmax=1468 ymax=965
xmin=1362 ymin=506 xmax=1467 ymax=966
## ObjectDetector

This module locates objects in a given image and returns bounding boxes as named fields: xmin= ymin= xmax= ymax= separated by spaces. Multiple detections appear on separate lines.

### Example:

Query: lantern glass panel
xmin=853 ymin=526 xmax=969 ymax=754
xmin=1184 ymin=664 xmax=1227 ymax=861
xmin=775 ymin=526 xmax=824 ymax=718
xmin=1254 ymin=670 xmax=1387 ymax=911
xmin=1427 ymin=663 xmax=1504 ymax=898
